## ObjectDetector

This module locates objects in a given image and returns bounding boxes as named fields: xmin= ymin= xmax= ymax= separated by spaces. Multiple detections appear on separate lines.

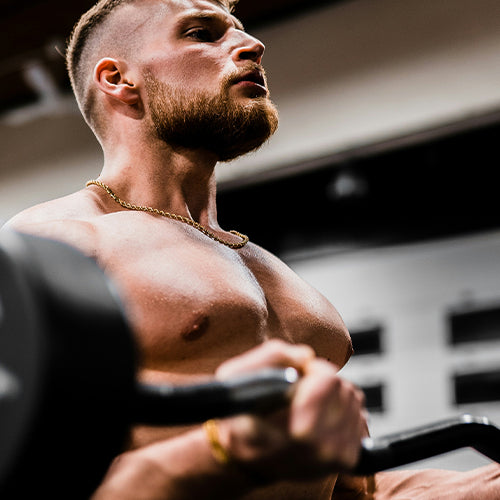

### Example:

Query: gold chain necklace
xmin=86 ymin=180 xmax=249 ymax=249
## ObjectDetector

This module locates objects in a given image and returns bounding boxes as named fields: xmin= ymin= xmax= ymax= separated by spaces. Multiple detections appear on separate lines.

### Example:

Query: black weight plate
xmin=0 ymin=231 xmax=45 ymax=493
xmin=0 ymin=230 xmax=137 ymax=499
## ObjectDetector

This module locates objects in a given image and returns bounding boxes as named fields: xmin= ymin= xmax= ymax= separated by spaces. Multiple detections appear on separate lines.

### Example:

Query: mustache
xmin=222 ymin=63 xmax=268 ymax=90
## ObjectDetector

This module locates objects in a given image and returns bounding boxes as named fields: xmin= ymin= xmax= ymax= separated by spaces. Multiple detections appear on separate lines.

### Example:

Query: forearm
xmin=91 ymin=426 xmax=254 ymax=500
xmin=92 ymin=340 xmax=369 ymax=500
xmin=372 ymin=464 xmax=500 ymax=500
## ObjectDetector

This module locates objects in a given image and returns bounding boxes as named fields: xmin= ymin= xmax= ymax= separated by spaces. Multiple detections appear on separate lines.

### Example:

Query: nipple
xmin=181 ymin=314 xmax=210 ymax=341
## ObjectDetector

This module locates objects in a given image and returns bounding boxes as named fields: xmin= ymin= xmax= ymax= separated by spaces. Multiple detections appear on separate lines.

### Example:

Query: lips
xmin=233 ymin=70 xmax=267 ymax=91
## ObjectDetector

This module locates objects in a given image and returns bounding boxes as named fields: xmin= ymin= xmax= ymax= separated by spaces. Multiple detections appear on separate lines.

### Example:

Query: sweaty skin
xmin=5 ymin=190 xmax=354 ymax=499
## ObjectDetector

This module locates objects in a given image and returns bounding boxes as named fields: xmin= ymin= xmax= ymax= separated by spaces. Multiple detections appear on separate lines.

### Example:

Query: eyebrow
xmin=176 ymin=10 xmax=245 ymax=32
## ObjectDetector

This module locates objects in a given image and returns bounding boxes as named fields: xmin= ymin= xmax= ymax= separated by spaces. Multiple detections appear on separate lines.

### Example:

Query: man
xmin=3 ymin=0 xmax=500 ymax=498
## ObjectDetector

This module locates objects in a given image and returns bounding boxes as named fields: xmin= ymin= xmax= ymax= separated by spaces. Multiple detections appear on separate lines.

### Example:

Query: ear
xmin=93 ymin=58 xmax=140 ymax=106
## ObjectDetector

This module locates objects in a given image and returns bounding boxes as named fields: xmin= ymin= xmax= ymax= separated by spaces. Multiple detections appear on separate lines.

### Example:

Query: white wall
xmin=290 ymin=230 xmax=500 ymax=471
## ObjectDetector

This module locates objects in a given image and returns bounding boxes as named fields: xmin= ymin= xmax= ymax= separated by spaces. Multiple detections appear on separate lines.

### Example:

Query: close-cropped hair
xmin=65 ymin=0 xmax=240 ymax=133
xmin=66 ymin=0 xmax=134 ymax=128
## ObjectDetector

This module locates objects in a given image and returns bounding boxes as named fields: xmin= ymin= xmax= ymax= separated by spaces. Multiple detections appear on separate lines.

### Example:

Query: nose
xmin=232 ymin=33 xmax=265 ymax=65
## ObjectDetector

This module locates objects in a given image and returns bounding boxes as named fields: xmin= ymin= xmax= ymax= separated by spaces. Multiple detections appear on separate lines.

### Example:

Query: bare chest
xmin=97 ymin=224 xmax=351 ymax=379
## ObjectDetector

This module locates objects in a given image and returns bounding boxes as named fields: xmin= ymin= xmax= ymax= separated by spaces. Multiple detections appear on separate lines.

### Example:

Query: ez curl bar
xmin=1 ymin=230 xmax=500 ymax=498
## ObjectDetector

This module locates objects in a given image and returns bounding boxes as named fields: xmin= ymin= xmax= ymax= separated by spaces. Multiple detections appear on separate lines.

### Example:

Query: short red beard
xmin=144 ymin=69 xmax=279 ymax=162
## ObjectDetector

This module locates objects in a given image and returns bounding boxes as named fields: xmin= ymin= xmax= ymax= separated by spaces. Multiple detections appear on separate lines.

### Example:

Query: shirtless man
xmin=4 ymin=0 xmax=500 ymax=498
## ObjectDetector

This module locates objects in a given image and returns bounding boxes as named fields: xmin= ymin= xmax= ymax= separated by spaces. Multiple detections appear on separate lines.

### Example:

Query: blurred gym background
xmin=2 ymin=0 xmax=500 ymax=471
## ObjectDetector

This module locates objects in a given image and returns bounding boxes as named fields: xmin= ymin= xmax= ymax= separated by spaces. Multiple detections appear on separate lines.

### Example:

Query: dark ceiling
xmin=0 ymin=0 xmax=341 ymax=117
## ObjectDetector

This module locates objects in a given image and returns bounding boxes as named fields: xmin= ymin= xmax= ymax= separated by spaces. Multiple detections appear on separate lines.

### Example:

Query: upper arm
xmin=2 ymin=215 xmax=99 ymax=260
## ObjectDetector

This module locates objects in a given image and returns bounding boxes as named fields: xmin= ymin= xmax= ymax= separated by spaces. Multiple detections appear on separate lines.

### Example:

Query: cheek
xmin=145 ymin=50 xmax=229 ymax=91
xmin=179 ymin=53 xmax=228 ymax=87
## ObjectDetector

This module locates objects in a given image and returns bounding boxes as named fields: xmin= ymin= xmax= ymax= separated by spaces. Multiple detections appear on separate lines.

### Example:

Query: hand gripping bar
xmin=134 ymin=370 xmax=500 ymax=474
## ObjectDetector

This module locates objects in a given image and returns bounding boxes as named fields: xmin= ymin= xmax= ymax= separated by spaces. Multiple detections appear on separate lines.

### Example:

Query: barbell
xmin=1 ymin=229 xmax=500 ymax=498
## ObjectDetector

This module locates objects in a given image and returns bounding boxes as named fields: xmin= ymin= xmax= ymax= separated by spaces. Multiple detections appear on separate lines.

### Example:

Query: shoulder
xmin=244 ymin=243 xmax=352 ymax=365
xmin=242 ymin=242 xmax=295 ymax=275
xmin=243 ymin=242 xmax=324 ymax=295
xmin=2 ymin=190 xmax=103 ymax=258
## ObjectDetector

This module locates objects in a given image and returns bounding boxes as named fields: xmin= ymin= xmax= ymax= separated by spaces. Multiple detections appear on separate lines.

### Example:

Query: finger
xmin=215 ymin=415 xmax=286 ymax=464
xmin=318 ymin=389 xmax=366 ymax=467
xmin=289 ymin=358 xmax=345 ymax=438
xmin=216 ymin=339 xmax=315 ymax=379
xmin=289 ymin=360 xmax=365 ymax=467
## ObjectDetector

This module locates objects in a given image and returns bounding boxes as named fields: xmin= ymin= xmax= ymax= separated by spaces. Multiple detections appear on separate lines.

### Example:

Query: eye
xmin=185 ymin=27 xmax=214 ymax=42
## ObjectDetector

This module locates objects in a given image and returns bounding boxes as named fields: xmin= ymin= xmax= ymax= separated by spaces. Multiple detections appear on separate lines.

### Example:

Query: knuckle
xmin=356 ymin=388 xmax=366 ymax=406
xmin=344 ymin=381 xmax=364 ymax=404
xmin=260 ymin=339 xmax=289 ymax=362
xmin=296 ymin=343 xmax=316 ymax=357
xmin=265 ymin=338 xmax=287 ymax=351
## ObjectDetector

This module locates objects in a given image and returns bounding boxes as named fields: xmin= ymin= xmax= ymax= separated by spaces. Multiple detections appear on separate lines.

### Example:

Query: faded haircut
xmin=65 ymin=0 xmax=240 ymax=134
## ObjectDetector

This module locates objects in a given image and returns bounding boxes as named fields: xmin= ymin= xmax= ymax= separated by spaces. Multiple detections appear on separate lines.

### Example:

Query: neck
xmin=98 ymin=137 xmax=220 ymax=227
